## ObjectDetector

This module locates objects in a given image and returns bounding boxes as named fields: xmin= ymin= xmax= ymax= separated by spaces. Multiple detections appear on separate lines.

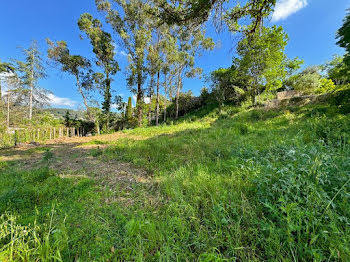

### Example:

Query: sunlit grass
xmin=1 ymin=94 xmax=349 ymax=261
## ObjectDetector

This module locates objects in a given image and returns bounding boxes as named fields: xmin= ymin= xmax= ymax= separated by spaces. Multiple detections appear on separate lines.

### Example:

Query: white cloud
xmin=272 ymin=0 xmax=308 ymax=22
xmin=118 ymin=50 xmax=128 ymax=57
xmin=47 ymin=94 xmax=77 ymax=108
xmin=0 ymin=72 xmax=15 ymax=79
xmin=113 ymin=42 xmax=129 ymax=58
xmin=132 ymin=95 xmax=137 ymax=104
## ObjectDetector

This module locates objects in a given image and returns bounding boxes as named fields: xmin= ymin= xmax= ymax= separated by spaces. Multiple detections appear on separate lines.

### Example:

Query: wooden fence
xmin=0 ymin=126 xmax=85 ymax=148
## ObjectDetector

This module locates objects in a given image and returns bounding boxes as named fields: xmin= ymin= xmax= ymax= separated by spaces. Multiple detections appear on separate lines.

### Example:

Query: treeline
xmin=1 ymin=0 xmax=350 ymax=135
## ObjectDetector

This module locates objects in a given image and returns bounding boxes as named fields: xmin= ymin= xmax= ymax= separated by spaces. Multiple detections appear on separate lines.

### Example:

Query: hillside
xmin=0 ymin=91 xmax=349 ymax=261
xmin=44 ymin=108 xmax=86 ymax=120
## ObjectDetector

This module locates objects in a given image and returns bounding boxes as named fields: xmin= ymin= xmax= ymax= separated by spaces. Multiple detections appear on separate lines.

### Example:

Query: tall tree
xmin=334 ymin=9 xmax=350 ymax=85
xmin=147 ymin=41 xmax=162 ymax=126
xmin=171 ymin=26 xmax=214 ymax=119
xmin=337 ymin=10 xmax=350 ymax=66
xmin=47 ymin=39 xmax=95 ymax=119
xmin=235 ymin=26 xmax=289 ymax=105
xmin=323 ymin=55 xmax=349 ymax=85
xmin=96 ymin=0 xmax=152 ymax=127
xmin=126 ymin=96 xmax=133 ymax=120
xmin=16 ymin=40 xmax=47 ymax=120
xmin=78 ymin=13 xmax=119 ymax=126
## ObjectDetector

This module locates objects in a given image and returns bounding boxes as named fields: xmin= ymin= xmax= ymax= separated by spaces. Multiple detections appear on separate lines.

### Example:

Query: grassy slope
xmin=1 ymin=90 xmax=350 ymax=261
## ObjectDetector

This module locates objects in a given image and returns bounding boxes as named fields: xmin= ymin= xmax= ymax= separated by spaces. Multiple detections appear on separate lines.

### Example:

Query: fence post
xmin=14 ymin=130 xmax=18 ymax=146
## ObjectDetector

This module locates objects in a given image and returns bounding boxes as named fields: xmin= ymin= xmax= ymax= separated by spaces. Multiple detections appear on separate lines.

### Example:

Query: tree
xmin=287 ymin=66 xmax=335 ymax=94
xmin=209 ymin=65 xmax=246 ymax=110
xmin=337 ymin=9 xmax=350 ymax=65
xmin=126 ymin=96 xmax=133 ymax=121
xmin=335 ymin=9 xmax=350 ymax=85
xmin=47 ymin=39 xmax=95 ymax=119
xmin=235 ymin=26 xmax=289 ymax=105
xmin=159 ymin=32 xmax=178 ymax=123
xmin=3 ymin=74 xmax=26 ymax=128
xmin=323 ymin=55 xmax=349 ymax=85
xmin=0 ymin=61 xmax=15 ymax=99
xmin=171 ymin=26 xmax=214 ymax=119
xmin=156 ymin=0 xmax=276 ymax=35
xmin=15 ymin=40 xmax=47 ymax=120
xmin=96 ymin=0 xmax=152 ymax=127
xmin=78 ymin=13 xmax=119 ymax=126
xmin=64 ymin=110 xmax=72 ymax=127
xmin=146 ymin=35 xmax=162 ymax=126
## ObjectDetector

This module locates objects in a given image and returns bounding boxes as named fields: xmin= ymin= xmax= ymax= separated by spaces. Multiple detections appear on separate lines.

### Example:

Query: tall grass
xmin=1 ymin=96 xmax=349 ymax=261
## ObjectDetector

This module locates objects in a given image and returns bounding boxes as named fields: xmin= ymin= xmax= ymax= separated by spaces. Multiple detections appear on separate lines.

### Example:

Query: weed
xmin=1 ymin=92 xmax=349 ymax=261
xmin=89 ymin=147 xmax=103 ymax=157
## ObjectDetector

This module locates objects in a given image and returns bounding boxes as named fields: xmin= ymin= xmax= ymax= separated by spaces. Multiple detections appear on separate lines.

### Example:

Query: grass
xmin=0 ymin=92 xmax=349 ymax=261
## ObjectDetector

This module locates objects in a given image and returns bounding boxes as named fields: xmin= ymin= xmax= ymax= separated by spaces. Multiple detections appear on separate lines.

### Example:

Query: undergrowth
xmin=1 ymin=92 xmax=349 ymax=261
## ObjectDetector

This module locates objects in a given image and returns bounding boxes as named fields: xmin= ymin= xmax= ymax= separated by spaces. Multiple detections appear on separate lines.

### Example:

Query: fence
xmin=0 ymin=126 xmax=85 ymax=148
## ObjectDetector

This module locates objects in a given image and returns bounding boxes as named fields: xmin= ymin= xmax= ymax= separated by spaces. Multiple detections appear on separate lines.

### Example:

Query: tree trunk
xmin=251 ymin=88 xmax=255 ymax=106
xmin=104 ymin=75 xmax=111 ymax=130
xmin=163 ymin=72 xmax=167 ymax=123
xmin=76 ymin=76 xmax=91 ymax=120
xmin=7 ymin=93 xmax=10 ymax=128
xmin=175 ymin=72 xmax=182 ymax=120
xmin=96 ymin=121 xmax=100 ymax=135
xmin=29 ymin=50 xmax=34 ymax=120
xmin=155 ymin=70 xmax=160 ymax=126
xmin=148 ymin=74 xmax=154 ymax=126
xmin=29 ymin=82 xmax=33 ymax=120
xmin=148 ymin=92 xmax=152 ymax=126
xmin=137 ymin=71 xmax=143 ymax=127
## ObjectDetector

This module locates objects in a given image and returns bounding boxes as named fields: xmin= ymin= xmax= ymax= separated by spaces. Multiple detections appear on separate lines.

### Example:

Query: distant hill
xmin=43 ymin=108 xmax=86 ymax=120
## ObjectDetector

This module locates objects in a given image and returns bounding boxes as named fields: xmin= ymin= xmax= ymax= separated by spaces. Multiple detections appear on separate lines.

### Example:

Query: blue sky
xmin=0 ymin=0 xmax=349 ymax=109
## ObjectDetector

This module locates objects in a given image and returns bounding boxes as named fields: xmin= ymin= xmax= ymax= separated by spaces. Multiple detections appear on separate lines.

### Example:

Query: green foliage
xmin=78 ymin=13 xmax=119 ymax=117
xmin=235 ymin=26 xmax=292 ymax=104
xmin=318 ymin=78 xmax=336 ymax=94
xmin=210 ymin=66 xmax=247 ymax=106
xmin=0 ymin=211 xmax=63 ymax=261
xmin=96 ymin=0 xmax=152 ymax=126
xmin=287 ymin=66 xmax=321 ymax=94
xmin=160 ymin=0 xmax=276 ymax=36
xmin=15 ymin=40 xmax=48 ymax=120
xmin=64 ymin=110 xmax=71 ymax=127
xmin=324 ymin=55 xmax=349 ymax=85
xmin=1 ymin=93 xmax=350 ymax=260
xmin=103 ymin=98 xmax=350 ymax=260
xmin=126 ymin=97 xmax=133 ymax=121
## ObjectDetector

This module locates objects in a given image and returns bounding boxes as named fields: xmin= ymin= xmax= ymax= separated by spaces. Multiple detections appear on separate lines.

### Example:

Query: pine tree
xmin=126 ymin=97 xmax=133 ymax=120
xmin=64 ymin=110 xmax=71 ymax=127
xmin=16 ymin=40 xmax=48 ymax=120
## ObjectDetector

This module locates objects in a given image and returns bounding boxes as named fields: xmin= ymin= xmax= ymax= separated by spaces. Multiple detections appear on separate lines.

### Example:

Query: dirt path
xmin=0 ymin=133 xmax=153 ymax=206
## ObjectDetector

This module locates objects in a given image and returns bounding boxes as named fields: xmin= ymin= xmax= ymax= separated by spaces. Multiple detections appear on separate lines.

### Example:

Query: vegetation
xmin=1 ymin=0 xmax=350 ymax=261
xmin=1 ymin=88 xmax=349 ymax=260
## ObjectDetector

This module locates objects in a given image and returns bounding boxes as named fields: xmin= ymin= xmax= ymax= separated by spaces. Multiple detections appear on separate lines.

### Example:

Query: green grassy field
xmin=1 ymin=92 xmax=349 ymax=261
